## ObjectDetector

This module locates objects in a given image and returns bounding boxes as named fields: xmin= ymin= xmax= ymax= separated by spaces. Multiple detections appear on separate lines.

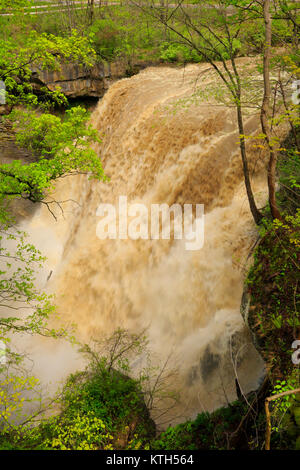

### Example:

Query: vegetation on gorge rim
xmin=0 ymin=0 xmax=299 ymax=451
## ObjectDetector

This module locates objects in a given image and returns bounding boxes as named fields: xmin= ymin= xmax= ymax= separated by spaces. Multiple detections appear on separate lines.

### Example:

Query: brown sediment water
xmin=18 ymin=62 xmax=268 ymax=425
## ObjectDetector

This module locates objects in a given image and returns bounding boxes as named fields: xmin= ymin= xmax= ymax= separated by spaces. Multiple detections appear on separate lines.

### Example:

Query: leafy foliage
xmin=246 ymin=211 xmax=300 ymax=376
xmin=151 ymin=400 xmax=253 ymax=450
xmin=0 ymin=107 xmax=105 ymax=204
xmin=0 ymin=28 xmax=96 ymax=108
xmin=0 ymin=372 xmax=45 ymax=437
xmin=0 ymin=330 xmax=156 ymax=450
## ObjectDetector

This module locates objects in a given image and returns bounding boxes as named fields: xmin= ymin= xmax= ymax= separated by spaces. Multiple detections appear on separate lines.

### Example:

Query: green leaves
xmin=0 ymin=226 xmax=71 ymax=365
xmin=247 ymin=210 xmax=300 ymax=375
xmin=0 ymin=103 xmax=105 ymax=404
xmin=0 ymin=106 xmax=106 ymax=203
xmin=0 ymin=29 xmax=96 ymax=107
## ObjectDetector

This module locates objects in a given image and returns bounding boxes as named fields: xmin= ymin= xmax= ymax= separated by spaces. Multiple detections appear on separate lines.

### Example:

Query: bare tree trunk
xmin=159 ymin=0 xmax=167 ymax=37
xmin=88 ymin=0 xmax=95 ymax=25
xmin=265 ymin=388 xmax=300 ymax=450
xmin=261 ymin=0 xmax=281 ymax=220
xmin=65 ymin=0 xmax=74 ymax=33
xmin=237 ymin=103 xmax=263 ymax=225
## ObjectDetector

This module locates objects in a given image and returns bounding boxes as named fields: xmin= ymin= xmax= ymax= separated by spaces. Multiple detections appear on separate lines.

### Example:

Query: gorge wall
xmin=31 ymin=60 xmax=154 ymax=99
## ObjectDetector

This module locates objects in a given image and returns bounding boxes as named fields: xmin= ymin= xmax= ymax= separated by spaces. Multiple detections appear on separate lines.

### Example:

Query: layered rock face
xmin=31 ymin=62 xmax=107 ymax=98
xmin=30 ymin=61 xmax=152 ymax=98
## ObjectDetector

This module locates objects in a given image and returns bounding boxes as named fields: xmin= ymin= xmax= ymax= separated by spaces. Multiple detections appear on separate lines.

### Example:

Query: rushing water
xmin=17 ymin=62 xmax=268 ymax=425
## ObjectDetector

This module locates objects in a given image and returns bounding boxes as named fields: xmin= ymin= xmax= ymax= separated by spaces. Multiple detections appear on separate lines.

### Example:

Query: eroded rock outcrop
xmin=30 ymin=60 xmax=153 ymax=99
xmin=31 ymin=62 xmax=107 ymax=98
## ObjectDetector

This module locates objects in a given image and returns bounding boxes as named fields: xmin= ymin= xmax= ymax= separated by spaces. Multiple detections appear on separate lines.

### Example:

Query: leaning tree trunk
xmin=236 ymin=103 xmax=263 ymax=225
xmin=261 ymin=0 xmax=281 ymax=220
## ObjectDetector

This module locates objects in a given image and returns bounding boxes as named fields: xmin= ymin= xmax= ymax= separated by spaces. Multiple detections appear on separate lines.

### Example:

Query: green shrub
xmin=160 ymin=42 xmax=202 ymax=63
xmin=152 ymin=401 xmax=249 ymax=450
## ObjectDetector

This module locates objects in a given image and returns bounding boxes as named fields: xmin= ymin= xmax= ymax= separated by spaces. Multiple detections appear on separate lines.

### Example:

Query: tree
xmin=0 ymin=105 xmax=106 ymax=432
xmin=273 ymin=0 xmax=300 ymax=49
xmin=0 ymin=226 xmax=70 ymax=356
xmin=87 ymin=0 xmax=95 ymax=25
xmin=0 ymin=1 xmax=108 ymax=435
xmin=0 ymin=28 xmax=96 ymax=109
xmin=130 ymin=0 xmax=263 ymax=224
xmin=256 ymin=0 xmax=299 ymax=220
xmin=260 ymin=0 xmax=282 ymax=220
xmin=0 ymin=107 xmax=105 ymax=206
xmin=0 ymin=105 xmax=105 ymax=354
xmin=0 ymin=218 xmax=76 ymax=434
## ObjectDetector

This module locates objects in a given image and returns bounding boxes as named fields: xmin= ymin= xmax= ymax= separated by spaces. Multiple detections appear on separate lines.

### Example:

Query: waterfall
xmin=19 ymin=62 xmax=267 ymax=425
